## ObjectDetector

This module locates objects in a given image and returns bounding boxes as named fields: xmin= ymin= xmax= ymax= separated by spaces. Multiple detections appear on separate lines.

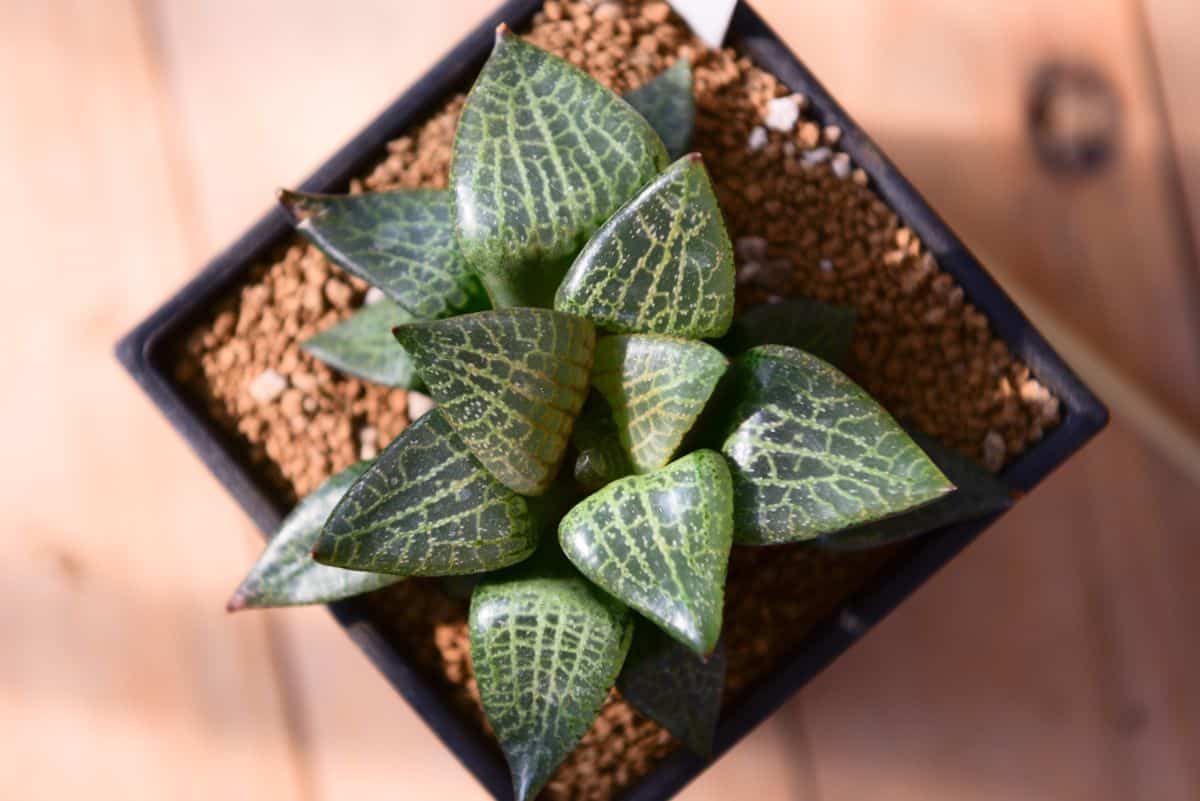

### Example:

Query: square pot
xmin=116 ymin=2 xmax=1108 ymax=799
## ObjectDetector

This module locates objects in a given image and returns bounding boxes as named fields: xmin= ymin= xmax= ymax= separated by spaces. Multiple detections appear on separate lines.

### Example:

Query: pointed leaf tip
xmin=721 ymin=345 xmax=953 ymax=545
xmin=556 ymin=155 xmax=734 ymax=338
xmin=559 ymin=450 xmax=733 ymax=656
xmin=471 ymin=557 xmax=633 ymax=801
xmin=283 ymin=188 xmax=488 ymax=320
xmin=495 ymin=22 xmax=511 ymax=43
xmin=618 ymin=623 xmax=726 ymax=756
xmin=394 ymin=309 xmax=596 ymax=496
xmin=302 ymin=300 xmax=423 ymax=389
xmin=453 ymin=34 xmax=667 ymax=307
xmin=591 ymin=334 xmax=727 ymax=473
xmin=315 ymin=410 xmax=539 ymax=576
xmin=227 ymin=461 xmax=403 ymax=609
xmin=624 ymin=60 xmax=696 ymax=160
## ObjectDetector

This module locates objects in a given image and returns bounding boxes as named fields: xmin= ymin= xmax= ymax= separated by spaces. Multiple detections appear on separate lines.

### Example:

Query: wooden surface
xmin=4 ymin=1 xmax=1197 ymax=799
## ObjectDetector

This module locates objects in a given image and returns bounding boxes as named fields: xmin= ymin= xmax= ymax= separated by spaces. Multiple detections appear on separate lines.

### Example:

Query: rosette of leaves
xmin=228 ymin=29 xmax=993 ymax=801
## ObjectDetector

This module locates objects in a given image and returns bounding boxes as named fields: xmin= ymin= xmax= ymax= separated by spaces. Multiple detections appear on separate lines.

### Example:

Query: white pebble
xmin=248 ymin=368 xmax=287 ymax=403
xmin=359 ymin=425 xmax=379 ymax=444
xmin=746 ymin=126 xmax=769 ymax=152
xmin=364 ymin=287 xmax=386 ymax=305
xmin=407 ymin=391 xmax=436 ymax=420
xmin=802 ymin=147 xmax=832 ymax=166
xmin=734 ymin=235 xmax=769 ymax=262
xmin=831 ymin=152 xmax=853 ymax=179
xmin=819 ymin=258 xmax=835 ymax=273
xmin=359 ymin=442 xmax=379 ymax=461
xmin=764 ymin=95 xmax=801 ymax=132
xmin=736 ymin=261 xmax=762 ymax=285
xmin=982 ymin=430 xmax=1007 ymax=473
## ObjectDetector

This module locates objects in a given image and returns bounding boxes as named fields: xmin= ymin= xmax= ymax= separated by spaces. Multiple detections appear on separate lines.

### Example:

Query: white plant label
xmin=668 ymin=0 xmax=738 ymax=49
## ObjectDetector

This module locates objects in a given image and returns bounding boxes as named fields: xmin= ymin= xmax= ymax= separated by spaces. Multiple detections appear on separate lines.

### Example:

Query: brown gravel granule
xmin=173 ymin=2 xmax=1061 ymax=799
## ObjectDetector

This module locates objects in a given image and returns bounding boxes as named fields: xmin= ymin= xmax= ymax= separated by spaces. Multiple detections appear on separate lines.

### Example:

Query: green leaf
xmin=817 ymin=431 xmax=1012 ymax=550
xmin=301 ymin=299 xmax=422 ymax=388
xmin=279 ymin=188 xmax=488 ymax=319
xmin=716 ymin=297 xmax=856 ymax=368
xmin=591 ymin=334 xmax=728 ymax=473
xmin=227 ymin=462 xmax=402 ymax=610
xmin=721 ymin=345 xmax=954 ymax=545
xmin=313 ymin=409 xmax=538 ymax=576
xmin=555 ymin=154 xmax=735 ymax=338
xmin=470 ymin=551 xmax=633 ymax=801
xmin=452 ymin=28 xmax=668 ymax=308
xmin=570 ymin=393 xmax=633 ymax=490
xmin=558 ymin=450 xmax=733 ymax=655
xmin=625 ymin=59 xmax=695 ymax=160
xmin=617 ymin=621 xmax=725 ymax=756
xmin=393 ymin=308 xmax=596 ymax=496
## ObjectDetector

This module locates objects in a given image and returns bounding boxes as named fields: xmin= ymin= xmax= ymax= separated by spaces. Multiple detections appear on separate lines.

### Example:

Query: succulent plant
xmin=234 ymin=27 xmax=1009 ymax=801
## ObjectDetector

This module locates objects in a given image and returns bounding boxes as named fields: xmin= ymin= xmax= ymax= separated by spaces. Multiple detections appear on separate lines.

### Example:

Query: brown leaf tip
xmin=225 ymin=591 xmax=249 ymax=613
xmin=495 ymin=22 xmax=512 ymax=45
xmin=276 ymin=188 xmax=311 ymax=222
xmin=685 ymin=152 xmax=704 ymax=163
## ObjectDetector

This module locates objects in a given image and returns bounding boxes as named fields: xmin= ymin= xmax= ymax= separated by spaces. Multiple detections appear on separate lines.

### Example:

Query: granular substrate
xmin=174 ymin=2 xmax=1061 ymax=799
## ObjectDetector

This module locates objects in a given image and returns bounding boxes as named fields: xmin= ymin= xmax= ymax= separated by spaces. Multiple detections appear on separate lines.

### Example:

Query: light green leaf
xmin=817 ymin=431 xmax=1011 ymax=550
xmin=591 ymin=334 xmax=728 ymax=473
xmin=555 ymin=154 xmax=735 ymax=338
xmin=279 ymin=188 xmax=488 ymax=319
xmin=470 ymin=550 xmax=633 ymax=801
xmin=625 ymin=59 xmax=695 ymax=160
xmin=452 ymin=28 xmax=668 ymax=308
xmin=558 ymin=450 xmax=733 ymax=655
xmin=393 ymin=308 xmax=595 ymax=496
xmin=715 ymin=297 xmax=856 ymax=368
xmin=618 ymin=621 xmax=725 ymax=756
xmin=301 ymin=299 xmax=422 ymax=388
xmin=313 ymin=409 xmax=538 ymax=576
xmin=721 ymin=345 xmax=953 ymax=545
xmin=227 ymin=462 xmax=402 ymax=610
xmin=570 ymin=393 xmax=633 ymax=490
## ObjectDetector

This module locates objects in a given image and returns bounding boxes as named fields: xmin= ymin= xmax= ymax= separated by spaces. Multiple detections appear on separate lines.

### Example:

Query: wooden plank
xmin=759 ymin=0 xmax=1200 ymax=430
xmin=0 ymin=1 xmax=306 ymax=799
xmin=755 ymin=1 xmax=1200 ymax=798
xmin=796 ymin=423 xmax=1200 ymax=801
xmin=1141 ymin=0 xmax=1200 ymax=252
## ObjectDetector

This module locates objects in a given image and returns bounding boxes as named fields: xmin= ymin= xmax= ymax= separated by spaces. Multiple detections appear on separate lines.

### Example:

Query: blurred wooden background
xmin=3 ymin=1 xmax=1198 ymax=799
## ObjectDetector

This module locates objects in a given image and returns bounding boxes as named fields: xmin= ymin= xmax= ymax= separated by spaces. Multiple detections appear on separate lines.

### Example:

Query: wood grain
xmin=5 ymin=1 xmax=1197 ymax=800
xmin=0 ymin=1 xmax=305 ymax=799
xmin=1142 ymin=0 xmax=1200 ymax=250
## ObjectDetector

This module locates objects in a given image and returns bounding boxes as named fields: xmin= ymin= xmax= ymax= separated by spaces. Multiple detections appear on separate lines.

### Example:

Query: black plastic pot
xmin=116 ymin=2 xmax=1108 ymax=799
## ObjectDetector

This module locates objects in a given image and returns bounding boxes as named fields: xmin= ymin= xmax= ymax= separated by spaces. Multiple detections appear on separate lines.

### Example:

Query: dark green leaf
xmin=556 ymin=154 xmax=735 ymax=338
xmin=279 ymin=188 xmax=488 ymax=319
xmin=313 ymin=409 xmax=538 ymax=576
xmin=452 ymin=28 xmax=668 ymax=308
xmin=227 ymin=462 xmax=402 ymax=610
xmin=558 ymin=450 xmax=733 ymax=656
xmin=721 ymin=346 xmax=953 ymax=545
xmin=393 ymin=308 xmax=596 ymax=496
xmin=301 ymin=299 xmax=422 ymax=388
xmin=625 ymin=59 xmax=695 ymax=160
xmin=817 ymin=431 xmax=1012 ymax=549
xmin=591 ymin=334 xmax=727 ymax=473
xmin=470 ymin=551 xmax=633 ymax=801
xmin=715 ymin=297 xmax=856 ymax=368
xmin=570 ymin=393 xmax=633 ymax=490
xmin=618 ymin=622 xmax=725 ymax=756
